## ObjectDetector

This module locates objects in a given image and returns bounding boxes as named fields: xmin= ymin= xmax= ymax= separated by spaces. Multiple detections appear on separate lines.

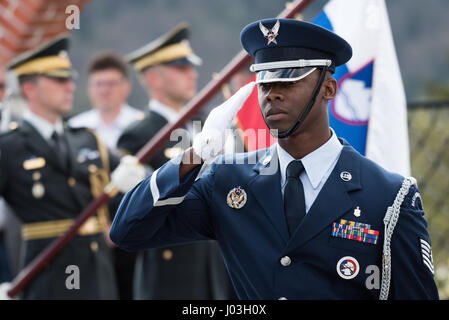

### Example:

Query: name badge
xmin=23 ymin=157 xmax=46 ymax=170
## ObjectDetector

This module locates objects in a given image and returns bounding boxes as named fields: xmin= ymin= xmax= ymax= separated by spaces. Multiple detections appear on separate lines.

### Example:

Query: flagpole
xmin=6 ymin=0 xmax=316 ymax=299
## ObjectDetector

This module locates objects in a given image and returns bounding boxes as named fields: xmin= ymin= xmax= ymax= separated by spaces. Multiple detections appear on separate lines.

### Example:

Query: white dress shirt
xmin=69 ymin=104 xmax=144 ymax=150
xmin=23 ymin=109 xmax=64 ymax=142
xmin=148 ymin=99 xmax=180 ymax=124
xmin=277 ymin=129 xmax=343 ymax=213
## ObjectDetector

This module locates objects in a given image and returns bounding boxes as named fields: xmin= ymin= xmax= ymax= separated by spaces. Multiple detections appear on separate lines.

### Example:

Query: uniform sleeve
xmin=389 ymin=185 xmax=439 ymax=299
xmin=108 ymin=150 xmax=120 ymax=171
xmin=109 ymin=155 xmax=215 ymax=251
xmin=0 ymin=138 xmax=9 ymax=195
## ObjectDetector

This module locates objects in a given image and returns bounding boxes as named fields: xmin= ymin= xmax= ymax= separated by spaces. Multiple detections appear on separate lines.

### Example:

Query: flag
xmin=235 ymin=74 xmax=277 ymax=152
xmin=314 ymin=0 xmax=410 ymax=176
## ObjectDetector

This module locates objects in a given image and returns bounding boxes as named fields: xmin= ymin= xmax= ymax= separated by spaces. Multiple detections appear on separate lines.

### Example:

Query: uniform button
xmin=67 ymin=177 xmax=76 ymax=187
xmin=162 ymin=249 xmax=173 ymax=261
xmin=90 ymin=241 xmax=99 ymax=252
xmin=278 ymin=297 xmax=288 ymax=300
xmin=280 ymin=256 xmax=291 ymax=266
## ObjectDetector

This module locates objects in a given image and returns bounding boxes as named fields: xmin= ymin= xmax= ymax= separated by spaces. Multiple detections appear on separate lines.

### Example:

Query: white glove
xmin=0 ymin=282 xmax=12 ymax=300
xmin=193 ymin=81 xmax=255 ymax=162
xmin=110 ymin=155 xmax=146 ymax=193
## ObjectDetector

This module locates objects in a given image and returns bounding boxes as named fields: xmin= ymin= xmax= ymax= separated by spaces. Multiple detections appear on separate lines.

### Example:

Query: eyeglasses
xmin=89 ymin=79 xmax=125 ymax=88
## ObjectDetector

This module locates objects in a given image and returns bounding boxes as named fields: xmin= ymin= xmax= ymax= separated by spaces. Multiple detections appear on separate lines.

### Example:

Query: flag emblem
xmin=336 ymin=256 xmax=359 ymax=279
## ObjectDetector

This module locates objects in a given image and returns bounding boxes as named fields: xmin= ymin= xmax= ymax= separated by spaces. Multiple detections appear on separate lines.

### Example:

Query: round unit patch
xmin=336 ymin=256 xmax=360 ymax=280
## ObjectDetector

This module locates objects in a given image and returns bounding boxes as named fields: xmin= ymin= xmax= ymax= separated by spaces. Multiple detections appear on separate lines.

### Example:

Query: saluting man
xmin=117 ymin=23 xmax=234 ymax=300
xmin=0 ymin=35 xmax=145 ymax=299
xmin=110 ymin=19 xmax=439 ymax=299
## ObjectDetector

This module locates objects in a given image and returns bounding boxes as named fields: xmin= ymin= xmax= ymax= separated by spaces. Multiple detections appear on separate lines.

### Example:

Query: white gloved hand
xmin=110 ymin=155 xmax=146 ymax=193
xmin=0 ymin=282 xmax=12 ymax=300
xmin=193 ymin=81 xmax=255 ymax=162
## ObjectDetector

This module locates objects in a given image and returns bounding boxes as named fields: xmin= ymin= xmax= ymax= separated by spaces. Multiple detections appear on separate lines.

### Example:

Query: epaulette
xmin=0 ymin=121 xmax=21 ymax=137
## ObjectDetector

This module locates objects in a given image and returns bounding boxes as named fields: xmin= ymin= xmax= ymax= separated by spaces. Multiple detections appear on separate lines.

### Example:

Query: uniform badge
xmin=262 ymin=155 xmax=272 ymax=166
xmin=340 ymin=171 xmax=352 ymax=181
xmin=420 ymin=239 xmax=434 ymax=275
xmin=32 ymin=182 xmax=45 ymax=199
xmin=227 ymin=186 xmax=247 ymax=209
xmin=411 ymin=192 xmax=423 ymax=209
xmin=336 ymin=256 xmax=359 ymax=280
xmin=331 ymin=219 xmax=379 ymax=245
xmin=259 ymin=20 xmax=280 ymax=45
xmin=23 ymin=157 xmax=46 ymax=170
xmin=77 ymin=148 xmax=100 ymax=163
xmin=353 ymin=206 xmax=361 ymax=217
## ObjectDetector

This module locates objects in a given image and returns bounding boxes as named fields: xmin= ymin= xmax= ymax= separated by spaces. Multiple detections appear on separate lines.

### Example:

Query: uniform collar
xmin=149 ymin=99 xmax=180 ymax=124
xmin=70 ymin=104 xmax=137 ymax=129
xmin=113 ymin=104 xmax=140 ymax=129
xmin=23 ymin=109 xmax=64 ymax=141
xmin=277 ymin=128 xmax=343 ymax=189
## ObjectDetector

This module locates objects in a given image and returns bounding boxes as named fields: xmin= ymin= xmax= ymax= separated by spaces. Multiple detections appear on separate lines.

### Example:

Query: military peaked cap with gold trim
xmin=126 ymin=22 xmax=202 ymax=72
xmin=7 ymin=34 xmax=75 ymax=79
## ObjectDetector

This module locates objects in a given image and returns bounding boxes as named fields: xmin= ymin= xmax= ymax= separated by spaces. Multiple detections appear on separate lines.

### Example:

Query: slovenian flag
xmin=236 ymin=0 xmax=410 ymax=176
xmin=315 ymin=0 xmax=410 ymax=176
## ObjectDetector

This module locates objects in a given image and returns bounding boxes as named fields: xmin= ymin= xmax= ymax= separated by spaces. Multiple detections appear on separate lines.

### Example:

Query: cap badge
xmin=259 ymin=20 xmax=280 ymax=45
xmin=227 ymin=186 xmax=247 ymax=209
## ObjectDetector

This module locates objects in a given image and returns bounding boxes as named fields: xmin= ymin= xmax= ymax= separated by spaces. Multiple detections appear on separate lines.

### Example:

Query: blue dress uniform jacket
xmin=110 ymin=139 xmax=439 ymax=300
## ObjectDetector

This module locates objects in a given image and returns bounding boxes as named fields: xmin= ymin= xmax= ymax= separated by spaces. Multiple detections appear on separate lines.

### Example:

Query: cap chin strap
xmin=269 ymin=66 xmax=328 ymax=139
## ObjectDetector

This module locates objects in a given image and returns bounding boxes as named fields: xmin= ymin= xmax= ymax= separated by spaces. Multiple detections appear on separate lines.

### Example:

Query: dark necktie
xmin=51 ymin=131 xmax=69 ymax=169
xmin=283 ymin=160 xmax=306 ymax=236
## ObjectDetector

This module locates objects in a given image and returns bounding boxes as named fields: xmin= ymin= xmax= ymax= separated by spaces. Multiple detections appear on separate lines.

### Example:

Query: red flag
xmin=235 ymin=75 xmax=277 ymax=151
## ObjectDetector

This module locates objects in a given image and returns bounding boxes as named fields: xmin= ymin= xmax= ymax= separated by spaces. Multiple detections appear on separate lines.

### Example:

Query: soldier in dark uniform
xmin=0 ymin=35 xmax=145 ymax=299
xmin=117 ymin=23 xmax=235 ymax=300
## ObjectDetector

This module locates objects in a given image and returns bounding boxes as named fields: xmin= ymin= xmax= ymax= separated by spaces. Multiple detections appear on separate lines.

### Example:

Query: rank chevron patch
xmin=420 ymin=238 xmax=434 ymax=275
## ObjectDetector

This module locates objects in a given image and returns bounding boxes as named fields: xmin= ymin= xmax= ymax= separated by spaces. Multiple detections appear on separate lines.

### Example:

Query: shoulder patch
xmin=402 ymin=185 xmax=424 ymax=211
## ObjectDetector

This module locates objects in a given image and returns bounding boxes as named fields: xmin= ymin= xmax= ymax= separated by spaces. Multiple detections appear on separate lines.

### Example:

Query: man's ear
xmin=21 ymin=81 xmax=37 ymax=100
xmin=323 ymin=76 xmax=337 ymax=101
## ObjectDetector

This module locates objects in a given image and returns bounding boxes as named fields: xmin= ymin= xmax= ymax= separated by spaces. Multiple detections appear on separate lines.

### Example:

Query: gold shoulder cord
xmin=87 ymin=129 xmax=112 ymax=232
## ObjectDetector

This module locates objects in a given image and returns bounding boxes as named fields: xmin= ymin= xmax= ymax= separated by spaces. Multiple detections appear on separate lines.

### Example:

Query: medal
xmin=32 ymin=182 xmax=45 ymax=199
